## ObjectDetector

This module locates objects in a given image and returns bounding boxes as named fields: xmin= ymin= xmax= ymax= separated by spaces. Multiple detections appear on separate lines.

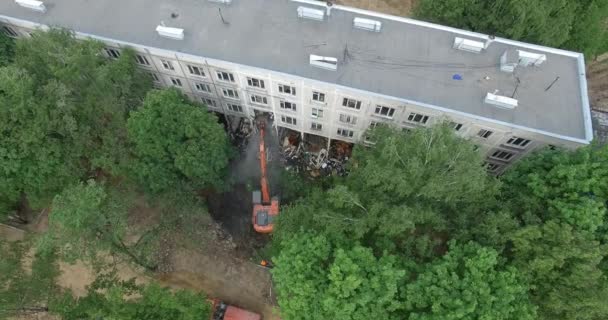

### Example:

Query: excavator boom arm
xmin=258 ymin=124 xmax=271 ymax=204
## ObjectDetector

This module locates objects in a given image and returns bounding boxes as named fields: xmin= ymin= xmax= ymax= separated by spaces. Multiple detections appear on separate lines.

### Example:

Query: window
xmin=222 ymin=88 xmax=239 ymax=99
xmin=506 ymin=136 xmax=531 ymax=148
xmin=312 ymin=91 xmax=326 ymax=103
xmin=217 ymin=71 xmax=235 ymax=82
xmin=148 ymin=72 xmax=160 ymax=83
xmin=278 ymin=84 xmax=296 ymax=96
xmin=281 ymin=116 xmax=297 ymax=125
xmin=247 ymin=77 xmax=265 ymax=89
xmin=407 ymin=112 xmax=429 ymax=124
xmin=187 ymin=65 xmax=205 ymax=77
xmin=478 ymin=129 xmax=493 ymax=139
xmin=342 ymin=98 xmax=362 ymax=110
xmin=449 ymin=121 xmax=463 ymax=131
xmin=337 ymin=128 xmax=354 ymax=138
xmin=2 ymin=26 xmax=18 ymax=38
xmin=170 ymin=78 xmax=183 ymax=87
xmin=161 ymin=59 xmax=175 ymax=71
xmin=490 ymin=150 xmax=515 ymax=161
xmin=311 ymin=108 xmax=323 ymax=118
xmin=250 ymin=94 xmax=268 ymax=105
xmin=369 ymin=121 xmax=383 ymax=130
xmin=195 ymin=82 xmax=212 ymax=93
xmin=375 ymin=105 xmax=395 ymax=118
xmin=339 ymin=114 xmax=357 ymax=125
xmin=227 ymin=104 xmax=243 ymax=113
xmin=280 ymin=101 xmax=297 ymax=111
xmin=201 ymin=98 xmax=217 ymax=107
xmin=484 ymin=162 xmax=502 ymax=172
xmin=135 ymin=54 xmax=150 ymax=66
xmin=104 ymin=48 xmax=121 ymax=59
xmin=311 ymin=122 xmax=323 ymax=131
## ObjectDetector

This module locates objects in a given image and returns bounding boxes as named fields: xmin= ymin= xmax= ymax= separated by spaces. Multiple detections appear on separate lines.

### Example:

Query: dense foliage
xmin=128 ymin=89 xmax=231 ymax=193
xmin=0 ymin=31 xmax=14 ymax=67
xmin=0 ymin=240 xmax=60 ymax=318
xmin=274 ymin=125 xmax=608 ymax=320
xmin=53 ymin=274 xmax=212 ymax=320
xmin=0 ymin=29 xmax=151 ymax=220
xmin=414 ymin=0 xmax=608 ymax=57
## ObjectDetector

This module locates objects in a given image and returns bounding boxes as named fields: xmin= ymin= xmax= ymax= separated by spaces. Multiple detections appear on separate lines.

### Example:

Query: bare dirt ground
xmin=336 ymin=0 xmax=416 ymax=16
xmin=588 ymin=54 xmax=608 ymax=112
xmin=4 ymin=197 xmax=280 ymax=320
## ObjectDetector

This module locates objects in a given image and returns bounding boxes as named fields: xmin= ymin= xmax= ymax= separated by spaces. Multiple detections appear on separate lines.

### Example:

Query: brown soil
xmin=588 ymin=54 xmax=608 ymax=112
xmin=336 ymin=0 xmax=416 ymax=16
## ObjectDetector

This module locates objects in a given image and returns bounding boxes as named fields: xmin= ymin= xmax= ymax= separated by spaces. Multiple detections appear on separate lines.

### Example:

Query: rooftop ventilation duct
xmin=208 ymin=0 xmax=232 ymax=4
xmin=156 ymin=24 xmax=184 ymax=40
xmin=15 ymin=0 xmax=46 ymax=12
xmin=298 ymin=7 xmax=325 ymax=21
xmin=484 ymin=92 xmax=518 ymax=109
xmin=453 ymin=37 xmax=485 ymax=53
xmin=517 ymin=50 xmax=546 ymax=67
xmin=353 ymin=17 xmax=382 ymax=32
xmin=310 ymin=55 xmax=337 ymax=71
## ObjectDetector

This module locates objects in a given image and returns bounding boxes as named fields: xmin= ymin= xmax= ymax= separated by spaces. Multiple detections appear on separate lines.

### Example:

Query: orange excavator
xmin=252 ymin=119 xmax=279 ymax=233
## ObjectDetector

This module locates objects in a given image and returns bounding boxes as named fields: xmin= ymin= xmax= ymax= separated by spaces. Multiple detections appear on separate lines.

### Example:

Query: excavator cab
xmin=252 ymin=191 xmax=279 ymax=233
xmin=252 ymin=119 xmax=280 ymax=233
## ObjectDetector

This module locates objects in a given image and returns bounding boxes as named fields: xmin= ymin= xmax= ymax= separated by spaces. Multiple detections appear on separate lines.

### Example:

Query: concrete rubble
xmin=280 ymin=130 xmax=351 ymax=178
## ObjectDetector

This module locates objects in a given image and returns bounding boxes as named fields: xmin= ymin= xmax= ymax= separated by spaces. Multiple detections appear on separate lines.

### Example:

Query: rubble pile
xmin=229 ymin=118 xmax=253 ymax=151
xmin=280 ymin=131 xmax=351 ymax=178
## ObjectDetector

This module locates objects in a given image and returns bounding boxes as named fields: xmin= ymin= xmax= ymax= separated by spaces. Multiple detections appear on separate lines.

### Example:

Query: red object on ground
xmin=211 ymin=299 xmax=262 ymax=320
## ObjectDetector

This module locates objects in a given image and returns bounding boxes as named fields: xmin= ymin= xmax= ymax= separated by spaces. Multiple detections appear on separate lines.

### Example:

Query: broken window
xmin=161 ymin=59 xmax=175 ymax=71
xmin=311 ymin=108 xmax=323 ymax=118
xmin=195 ymin=82 xmax=212 ymax=92
xmin=202 ymin=97 xmax=217 ymax=107
xmin=449 ymin=121 xmax=463 ymax=131
xmin=134 ymin=54 xmax=150 ymax=66
xmin=188 ymin=65 xmax=205 ymax=77
xmin=250 ymin=94 xmax=268 ymax=105
xmin=506 ymin=136 xmax=531 ymax=148
xmin=280 ymin=101 xmax=296 ymax=111
xmin=339 ymin=114 xmax=357 ymax=125
xmin=281 ymin=116 xmax=297 ymax=125
xmin=247 ymin=77 xmax=265 ymax=89
xmin=478 ymin=129 xmax=493 ymax=139
xmin=278 ymin=84 xmax=296 ymax=96
xmin=407 ymin=112 xmax=429 ymax=124
xmin=374 ymin=105 xmax=395 ymax=118
xmin=104 ymin=48 xmax=121 ymax=59
xmin=170 ymin=77 xmax=182 ymax=87
xmin=490 ymin=150 xmax=514 ymax=161
xmin=337 ymin=128 xmax=354 ymax=138
xmin=342 ymin=98 xmax=362 ymax=110
xmin=311 ymin=122 xmax=323 ymax=131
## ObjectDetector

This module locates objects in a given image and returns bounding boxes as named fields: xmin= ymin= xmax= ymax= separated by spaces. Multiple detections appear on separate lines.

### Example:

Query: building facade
xmin=0 ymin=0 xmax=593 ymax=174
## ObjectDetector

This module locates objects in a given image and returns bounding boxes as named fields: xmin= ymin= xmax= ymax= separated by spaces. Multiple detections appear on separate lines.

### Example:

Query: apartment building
xmin=0 ymin=0 xmax=593 ymax=173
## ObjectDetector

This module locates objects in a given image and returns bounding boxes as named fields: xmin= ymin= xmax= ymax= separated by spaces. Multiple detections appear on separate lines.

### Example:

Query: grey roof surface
xmin=0 ymin=0 xmax=589 ymax=140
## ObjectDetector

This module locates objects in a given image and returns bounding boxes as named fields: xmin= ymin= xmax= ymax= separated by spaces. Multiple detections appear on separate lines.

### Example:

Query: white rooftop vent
xmin=15 ymin=0 xmax=46 ymax=12
xmin=353 ymin=17 xmax=382 ymax=32
xmin=207 ymin=0 xmax=232 ymax=4
xmin=156 ymin=25 xmax=184 ymax=40
xmin=484 ymin=92 xmax=518 ymax=109
xmin=310 ymin=55 xmax=337 ymax=71
xmin=517 ymin=50 xmax=547 ymax=67
xmin=453 ymin=37 xmax=485 ymax=53
xmin=298 ymin=7 xmax=325 ymax=21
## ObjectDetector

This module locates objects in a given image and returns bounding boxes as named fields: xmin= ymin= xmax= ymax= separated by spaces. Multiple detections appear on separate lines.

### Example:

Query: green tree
xmin=404 ymin=241 xmax=536 ymax=320
xmin=39 ymin=180 xmax=156 ymax=270
xmin=0 ymin=240 xmax=60 ymax=318
xmin=52 ymin=274 xmax=211 ymax=320
xmin=273 ymin=232 xmax=407 ymax=320
xmin=276 ymin=125 xmax=496 ymax=260
xmin=414 ymin=0 xmax=608 ymax=57
xmin=0 ymin=29 xmax=152 ymax=220
xmin=500 ymin=145 xmax=608 ymax=234
xmin=0 ymin=31 xmax=14 ymax=66
xmin=499 ymin=145 xmax=608 ymax=320
xmin=127 ymin=89 xmax=231 ymax=193
xmin=510 ymin=221 xmax=608 ymax=320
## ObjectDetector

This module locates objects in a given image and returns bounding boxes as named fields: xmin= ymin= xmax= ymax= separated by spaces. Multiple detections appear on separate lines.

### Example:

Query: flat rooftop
xmin=0 ymin=0 xmax=591 ymax=141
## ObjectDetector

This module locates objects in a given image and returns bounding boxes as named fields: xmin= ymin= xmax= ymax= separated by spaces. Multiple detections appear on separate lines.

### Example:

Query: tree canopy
xmin=53 ymin=274 xmax=212 ymax=320
xmin=414 ymin=0 xmax=608 ymax=57
xmin=127 ymin=89 xmax=231 ymax=193
xmin=0 ymin=29 xmax=151 ymax=218
xmin=273 ymin=124 xmax=608 ymax=320
xmin=273 ymin=232 xmax=407 ymax=320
